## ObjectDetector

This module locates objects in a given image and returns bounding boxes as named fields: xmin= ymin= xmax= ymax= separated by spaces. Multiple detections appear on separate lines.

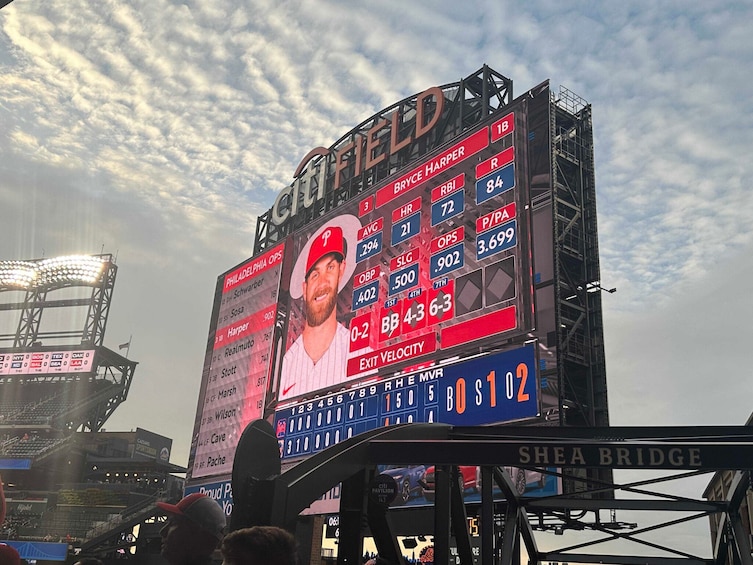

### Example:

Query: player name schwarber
xmin=229 ymin=276 xmax=265 ymax=300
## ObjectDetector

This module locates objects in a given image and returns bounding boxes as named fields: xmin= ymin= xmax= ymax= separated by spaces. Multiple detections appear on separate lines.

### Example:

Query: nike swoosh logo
xmin=283 ymin=384 xmax=295 ymax=395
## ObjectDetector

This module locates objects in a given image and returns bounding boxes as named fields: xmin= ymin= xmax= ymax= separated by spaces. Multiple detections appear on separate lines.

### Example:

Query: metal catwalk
xmin=231 ymin=421 xmax=753 ymax=565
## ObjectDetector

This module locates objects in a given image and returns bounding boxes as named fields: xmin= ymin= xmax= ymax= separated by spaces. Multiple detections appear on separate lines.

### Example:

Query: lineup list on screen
xmin=192 ymin=245 xmax=284 ymax=478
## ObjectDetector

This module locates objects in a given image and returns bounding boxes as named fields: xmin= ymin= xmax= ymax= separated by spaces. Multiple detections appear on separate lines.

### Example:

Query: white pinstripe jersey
xmin=278 ymin=323 xmax=351 ymax=400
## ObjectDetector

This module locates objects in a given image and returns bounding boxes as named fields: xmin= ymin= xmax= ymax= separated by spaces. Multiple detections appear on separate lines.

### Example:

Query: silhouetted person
xmin=0 ymin=543 xmax=21 ymax=565
xmin=157 ymin=493 xmax=226 ymax=565
xmin=220 ymin=526 xmax=297 ymax=565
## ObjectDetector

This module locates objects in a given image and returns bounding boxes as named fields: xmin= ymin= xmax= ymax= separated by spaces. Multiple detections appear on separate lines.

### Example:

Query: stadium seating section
xmin=0 ymin=380 xmax=116 ymax=428
xmin=0 ymin=376 xmax=174 ymax=546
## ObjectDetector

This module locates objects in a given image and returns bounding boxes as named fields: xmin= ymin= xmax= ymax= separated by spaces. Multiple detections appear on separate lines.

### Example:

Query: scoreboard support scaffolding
xmin=231 ymin=421 xmax=753 ymax=565
xmin=0 ymin=254 xmax=136 ymax=432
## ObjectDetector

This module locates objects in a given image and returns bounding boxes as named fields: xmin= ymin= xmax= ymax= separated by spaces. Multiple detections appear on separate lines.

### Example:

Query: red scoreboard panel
xmin=272 ymin=101 xmax=537 ymax=460
xmin=277 ymin=107 xmax=532 ymax=398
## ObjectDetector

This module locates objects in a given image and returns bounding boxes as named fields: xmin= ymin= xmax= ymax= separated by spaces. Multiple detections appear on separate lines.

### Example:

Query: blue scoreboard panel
xmin=274 ymin=344 xmax=538 ymax=460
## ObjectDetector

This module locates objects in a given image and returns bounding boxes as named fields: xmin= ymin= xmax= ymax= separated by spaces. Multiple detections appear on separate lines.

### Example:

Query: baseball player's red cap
xmin=306 ymin=226 xmax=346 ymax=276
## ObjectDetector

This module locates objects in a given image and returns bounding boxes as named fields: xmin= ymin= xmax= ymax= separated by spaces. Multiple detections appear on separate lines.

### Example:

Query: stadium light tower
xmin=0 ymin=254 xmax=116 ymax=348
xmin=0 ymin=252 xmax=136 ymax=433
xmin=0 ymin=255 xmax=107 ymax=290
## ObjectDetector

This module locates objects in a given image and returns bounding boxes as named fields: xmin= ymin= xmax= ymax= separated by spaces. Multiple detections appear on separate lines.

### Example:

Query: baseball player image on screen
xmin=278 ymin=218 xmax=362 ymax=401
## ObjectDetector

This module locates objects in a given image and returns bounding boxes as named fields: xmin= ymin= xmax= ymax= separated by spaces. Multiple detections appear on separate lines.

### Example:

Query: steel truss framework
xmin=0 ymin=254 xmax=135 ymax=432
xmin=78 ymin=347 xmax=136 ymax=432
xmin=550 ymin=87 xmax=609 ymax=431
xmin=0 ymin=254 xmax=117 ymax=347
xmin=236 ymin=423 xmax=753 ymax=565
xmin=253 ymin=65 xmax=513 ymax=254
xmin=530 ymin=85 xmax=613 ymax=497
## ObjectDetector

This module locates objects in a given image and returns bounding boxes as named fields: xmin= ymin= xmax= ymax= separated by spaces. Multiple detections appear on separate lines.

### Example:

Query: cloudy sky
xmin=1 ymin=0 xmax=752 ymax=557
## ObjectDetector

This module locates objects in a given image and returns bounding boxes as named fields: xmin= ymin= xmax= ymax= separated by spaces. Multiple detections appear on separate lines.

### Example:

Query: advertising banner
xmin=133 ymin=428 xmax=172 ymax=462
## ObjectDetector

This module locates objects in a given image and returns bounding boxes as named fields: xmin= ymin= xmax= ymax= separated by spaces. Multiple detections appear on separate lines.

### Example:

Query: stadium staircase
xmin=79 ymin=491 xmax=166 ymax=554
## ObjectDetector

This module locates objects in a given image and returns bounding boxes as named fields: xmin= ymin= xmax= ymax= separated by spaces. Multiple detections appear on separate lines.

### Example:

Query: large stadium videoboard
xmin=187 ymin=82 xmax=547 ymax=484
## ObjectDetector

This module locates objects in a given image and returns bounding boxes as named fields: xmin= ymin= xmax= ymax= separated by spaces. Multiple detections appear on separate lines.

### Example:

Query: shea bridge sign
xmin=369 ymin=438 xmax=752 ymax=471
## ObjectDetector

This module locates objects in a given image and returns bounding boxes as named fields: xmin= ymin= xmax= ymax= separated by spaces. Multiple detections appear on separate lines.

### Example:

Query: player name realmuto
xmin=224 ymin=339 xmax=253 ymax=357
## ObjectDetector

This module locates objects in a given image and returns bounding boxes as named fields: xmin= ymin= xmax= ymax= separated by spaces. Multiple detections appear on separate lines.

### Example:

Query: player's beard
xmin=304 ymin=286 xmax=337 ymax=327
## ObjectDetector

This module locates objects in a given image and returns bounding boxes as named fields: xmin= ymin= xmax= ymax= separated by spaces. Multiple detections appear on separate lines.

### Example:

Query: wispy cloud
xmin=1 ymin=6 xmax=752 ymax=552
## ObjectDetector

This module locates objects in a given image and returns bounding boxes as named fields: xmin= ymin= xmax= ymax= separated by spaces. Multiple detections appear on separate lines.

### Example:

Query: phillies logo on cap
xmin=306 ymin=226 xmax=346 ymax=275
xmin=276 ymin=419 xmax=287 ymax=437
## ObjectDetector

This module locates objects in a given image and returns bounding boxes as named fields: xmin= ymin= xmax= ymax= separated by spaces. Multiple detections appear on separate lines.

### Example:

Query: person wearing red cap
xmin=157 ymin=493 xmax=226 ymax=565
xmin=278 ymin=225 xmax=351 ymax=400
